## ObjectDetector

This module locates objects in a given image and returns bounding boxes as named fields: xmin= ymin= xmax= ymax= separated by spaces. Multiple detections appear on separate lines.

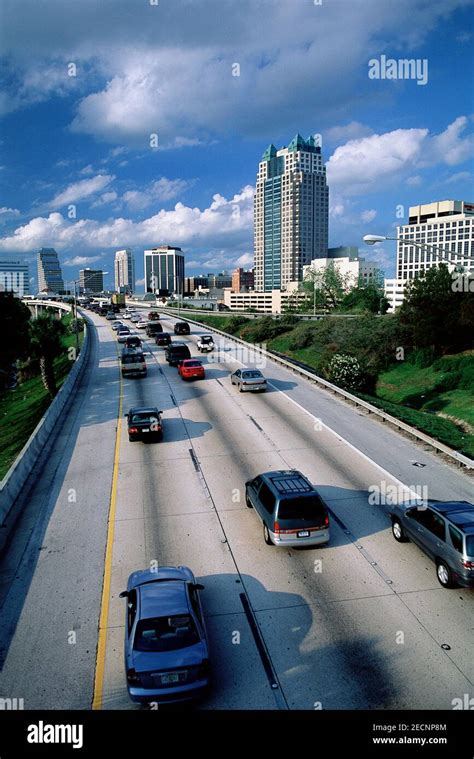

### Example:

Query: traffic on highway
xmin=1 ymin=305 xmax=472 ymax=717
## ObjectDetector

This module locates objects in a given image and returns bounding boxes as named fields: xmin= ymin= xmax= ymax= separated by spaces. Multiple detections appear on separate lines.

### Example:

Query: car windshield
xmin=184 ymin=361 xmax=202 ymax=367
xmin=242 ymin=371 xmax=263 ymax=379
xmin=134 ymin=615 xmax=199 ymax=652
xmin=277 ymin=495 xmax=327 ymax=523
xmin=466 ymin=535 xmax=474 ymax=556
xmin=130 ymin=412 xmax=159 ymax=424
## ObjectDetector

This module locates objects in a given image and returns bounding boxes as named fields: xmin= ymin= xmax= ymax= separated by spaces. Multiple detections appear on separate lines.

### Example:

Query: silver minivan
xmin=390 ymin=500 xmax=474 ymax=588
xmin=245 ymin=469 xmax=330 ymax=547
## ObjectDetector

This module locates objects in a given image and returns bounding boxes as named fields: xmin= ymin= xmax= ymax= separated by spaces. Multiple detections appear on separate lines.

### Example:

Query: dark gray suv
xmin=389 ymin=500 xmax=474 ymax=588
xmin=245 ymin=470 xmax=330 ymax=547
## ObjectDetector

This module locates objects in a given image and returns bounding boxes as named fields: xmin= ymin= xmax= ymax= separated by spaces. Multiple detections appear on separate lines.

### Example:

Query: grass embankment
xmin=184 ymin=312 xmax=474 ymax=458
xmin=0 ymin=316 xmax=85 ymax=480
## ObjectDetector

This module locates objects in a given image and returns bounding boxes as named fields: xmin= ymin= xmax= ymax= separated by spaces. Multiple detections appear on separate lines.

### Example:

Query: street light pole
xmin=363 ymin=234 xmax=474 ymax=267
xmin=72 ymin=280 xmax=79 ymax=356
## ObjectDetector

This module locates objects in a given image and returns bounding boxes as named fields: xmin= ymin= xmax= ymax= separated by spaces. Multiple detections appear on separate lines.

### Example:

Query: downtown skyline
xmin=0 ymin=0 xmax=473 ymax=292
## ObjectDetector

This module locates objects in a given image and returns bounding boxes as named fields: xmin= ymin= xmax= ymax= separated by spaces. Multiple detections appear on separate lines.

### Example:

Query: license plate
xmin=297 ymin=530 xmax=310 ymax=538
xmin=142 ymin=428 xmax=150 ymax=433
xmin=160 ymin=671 xmax=187 ymax=685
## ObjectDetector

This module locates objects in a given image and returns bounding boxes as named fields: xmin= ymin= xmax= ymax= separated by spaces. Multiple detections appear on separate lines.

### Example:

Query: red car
xmin=177 ymin=359 xmax=205 ymax=381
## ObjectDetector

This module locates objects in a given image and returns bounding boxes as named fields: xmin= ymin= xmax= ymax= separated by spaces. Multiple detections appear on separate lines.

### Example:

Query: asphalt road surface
xmin=0 ymin=311 xmax=472 ymax=710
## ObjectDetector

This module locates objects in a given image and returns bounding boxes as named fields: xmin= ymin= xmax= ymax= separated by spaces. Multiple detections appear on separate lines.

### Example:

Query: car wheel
xmin=245 ymin=493 xmax=253 ymax=508
xmin=128 ymin=435 xmax=135 ymax=442
xmin=263 ymin=523 xmax=273 ymax=545
xmin=239 ymin=383 xmax=243 ymax=392
xmin=436 ymin=560 xmax=456 ymax=589
xmin=391 ymin=519 xmax=408 ymax=542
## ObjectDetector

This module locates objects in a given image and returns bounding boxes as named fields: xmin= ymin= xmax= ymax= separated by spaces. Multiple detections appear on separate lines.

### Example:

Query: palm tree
xmin=29 ymin=312 xmax=67 ymax=398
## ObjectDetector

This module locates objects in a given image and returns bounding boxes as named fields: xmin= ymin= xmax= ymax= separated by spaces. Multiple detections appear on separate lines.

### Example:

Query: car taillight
xmin=274 ymin=521 xmax=280 ymax=534
xmin=462 ymin=560 xmax=474 ymax=569
xmin=126 ymin=669 xmax=141 ymax=685
xmin=129 ymin=427 xmax=138 ymax=433
xmin=324 ymin=515 xmax=329 ymax=527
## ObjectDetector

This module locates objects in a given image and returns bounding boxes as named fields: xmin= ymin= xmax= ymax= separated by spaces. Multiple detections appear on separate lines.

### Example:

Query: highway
xmin=0 ymin=310 xmax=473 ymax=710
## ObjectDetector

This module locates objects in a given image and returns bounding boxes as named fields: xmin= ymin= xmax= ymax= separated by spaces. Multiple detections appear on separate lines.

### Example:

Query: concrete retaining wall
xmin=0 ymin=314 xmax=91 ymax=553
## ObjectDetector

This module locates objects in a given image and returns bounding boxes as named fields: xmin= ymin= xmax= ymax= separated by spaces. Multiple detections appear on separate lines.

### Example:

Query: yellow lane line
xmin=92 ymin=346 xmax=123 ymax=710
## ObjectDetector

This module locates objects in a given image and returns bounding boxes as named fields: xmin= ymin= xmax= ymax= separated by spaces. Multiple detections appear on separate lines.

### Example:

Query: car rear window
xmin=134 ymin=615 xmax=199 ymax=652
xmin=184 ymin=361 xmax=202 ymax=367
xmin=130 ymin=412 xmax=159 ymax=424
xmin=243 ymin=371 xmax=263 ymax=379
xmin=122 ymin=354 xmax=145 ymax=365
xmin=201 ymin=336 xmax=213 ymax=342
xmin=277 ymin=495 xmax=327 ymax=523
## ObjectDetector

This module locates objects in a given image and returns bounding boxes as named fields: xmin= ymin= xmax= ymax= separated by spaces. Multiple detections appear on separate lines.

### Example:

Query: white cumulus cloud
xmin=49 ymin=174 xmax=115 ymax=208
xmin=0 ymin=185 xmax=255 ymax=254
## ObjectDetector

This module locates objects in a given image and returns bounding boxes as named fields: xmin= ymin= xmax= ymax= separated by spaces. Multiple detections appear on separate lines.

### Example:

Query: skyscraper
xmin=79 ymin=268 xmax=103 ymax=293
xmin=114 ymin=249 xmax=135 ymax=293
xmin=0 ymin=259 xmax=30 ymax=296
xmin=254 ymin=133 xmax=329 ymax=292
xmin=397 ymin=200 xmax=474 ymax=280
xmin=37 ymin=248 xmax=64 ymax=293
xmin=144 ymin=246 xmax=185 ymax=295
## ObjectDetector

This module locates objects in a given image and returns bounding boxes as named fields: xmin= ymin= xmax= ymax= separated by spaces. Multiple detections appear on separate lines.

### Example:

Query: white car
xmin=197 ymin=335 xmax=215 ymax=352
xmin=136 ymin=320 xmax=148 ymax=330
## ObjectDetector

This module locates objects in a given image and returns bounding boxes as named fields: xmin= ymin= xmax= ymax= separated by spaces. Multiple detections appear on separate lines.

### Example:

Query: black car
xmin=125 ymin=407 xmax=163 ymax=442
xmin=125 ymin=335 xmax=142 ymax=350
xmin=174 ymin=321 xmax=190 ymax=335
xmin=146 ymin=322 xmax=163 ymax=337
xmin=165 ymin=343 xmax=191 ymax=366
xmin=155 ymin=332 xmax=172 ymax=347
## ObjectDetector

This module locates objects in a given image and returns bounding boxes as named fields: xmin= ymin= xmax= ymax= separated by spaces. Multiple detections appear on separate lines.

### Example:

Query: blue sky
xmin=0 ymin=0 xmax=473 ymax=291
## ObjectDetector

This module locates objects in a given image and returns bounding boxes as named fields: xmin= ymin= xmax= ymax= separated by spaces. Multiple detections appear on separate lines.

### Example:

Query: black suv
xmin=174 ymin=321 xmax=190 ymax=335
xmin=146 ymin=322 xmax=163 ymax=337
xmin=389 ymin=500 xmax=474 ymax=588
xmin=245 ymin=470 xmax=330 ymax=547
xmin=155 ymin=332 xmax=172 ymax=347
xmin=165 ymin=342 xmax=191 ymax=366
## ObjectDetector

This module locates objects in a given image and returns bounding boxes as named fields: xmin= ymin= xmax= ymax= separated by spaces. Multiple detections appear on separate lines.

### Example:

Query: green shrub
xmin=434 ymin=372 xmax=462 ymax=392
xmin=408 ymin=347 xmax=438 ymax=368
xmin=327 ymin=353 xmax=364 ymax=391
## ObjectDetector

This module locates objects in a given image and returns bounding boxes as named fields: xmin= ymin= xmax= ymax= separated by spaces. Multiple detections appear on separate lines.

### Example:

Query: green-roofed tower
xmin=254 ymin=132 xmax=328 ymax=291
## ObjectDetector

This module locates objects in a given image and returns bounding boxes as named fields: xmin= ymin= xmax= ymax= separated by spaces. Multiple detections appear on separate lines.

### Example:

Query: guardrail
xmin=158 ymin=310 xmax=473 ymax=470
xmin=125 ymin=301 xmax=359 ymax=320
xmin=0 ymin=306 xmax=91 ymax=553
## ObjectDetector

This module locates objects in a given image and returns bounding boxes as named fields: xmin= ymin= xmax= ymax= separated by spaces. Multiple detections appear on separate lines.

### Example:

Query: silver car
xmin=231 ymin=368 xmax=267 ymax=392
